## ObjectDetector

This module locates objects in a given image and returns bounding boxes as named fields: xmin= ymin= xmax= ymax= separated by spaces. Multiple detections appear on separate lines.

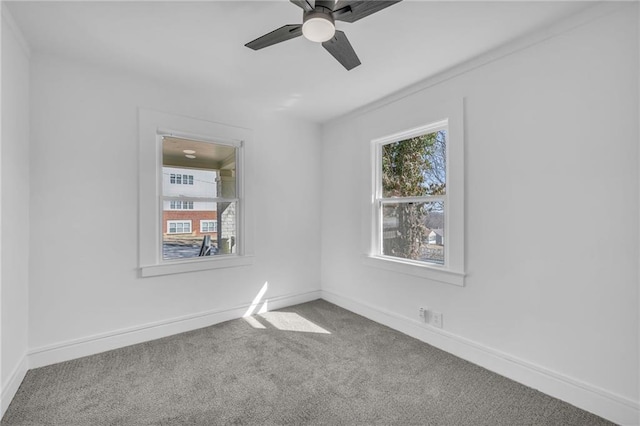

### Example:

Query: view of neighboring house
xmin=428 ymin=228 xmax=444 ymax=246
xmin=161 ymin=137 xmax=239 ymax=260
xmin=162 ymin=167 xmax=218 ymax=240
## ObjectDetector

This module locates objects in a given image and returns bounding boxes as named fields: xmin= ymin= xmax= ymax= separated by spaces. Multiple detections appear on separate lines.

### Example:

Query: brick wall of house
xmin=163 ymin=211 xmax=218 ymax=237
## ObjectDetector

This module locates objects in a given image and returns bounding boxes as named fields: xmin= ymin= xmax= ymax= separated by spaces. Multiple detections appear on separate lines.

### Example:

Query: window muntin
xmin=162 ymin=136 xmax=238 ymax=261
xmin=375 ymin=123 xmax=448 ymax=267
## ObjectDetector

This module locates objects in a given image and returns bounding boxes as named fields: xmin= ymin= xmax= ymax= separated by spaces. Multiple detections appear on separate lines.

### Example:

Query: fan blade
xmin=245 ymin=25 xmax=303 ymax=50
xmin=290 ymin=0 xmax=314 ymax=12
xmin=322 ymin=30 xmax=361 ymax=70
xmin=334 ymin=1 xmax=402 ymax=23
xmin=314 ymin=0 xmax=335 ymax=10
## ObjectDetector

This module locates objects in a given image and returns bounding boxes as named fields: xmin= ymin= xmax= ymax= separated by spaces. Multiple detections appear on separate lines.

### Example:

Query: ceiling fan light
xmin=302 ymin=16 xmax=335 ymax=43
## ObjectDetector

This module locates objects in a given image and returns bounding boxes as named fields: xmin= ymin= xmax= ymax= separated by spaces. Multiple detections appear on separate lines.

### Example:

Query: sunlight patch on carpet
xmin=260 ymin=312 xmax=331 ymax=334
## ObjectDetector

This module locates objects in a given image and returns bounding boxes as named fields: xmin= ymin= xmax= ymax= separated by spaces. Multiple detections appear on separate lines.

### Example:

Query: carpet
xmin=2 ymin=299 xmax=613 ymax=425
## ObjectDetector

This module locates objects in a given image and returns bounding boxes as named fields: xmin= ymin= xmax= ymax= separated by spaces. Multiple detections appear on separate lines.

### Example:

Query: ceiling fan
xmin=245 ymin=0 xmax=402 ymax=71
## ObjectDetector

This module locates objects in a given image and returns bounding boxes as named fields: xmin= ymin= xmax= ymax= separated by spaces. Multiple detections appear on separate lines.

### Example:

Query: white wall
xmin=27 ymin=53 xmax=321 ymax=360
xmin=321 ymin=6 xmax=638 ymax=424
xmin=1 ymin=6 xmax=30 ymax=415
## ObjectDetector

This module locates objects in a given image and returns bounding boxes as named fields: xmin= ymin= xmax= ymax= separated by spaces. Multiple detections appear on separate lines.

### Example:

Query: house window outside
xmin=374 ymin=122 xmax=448 ymax=266
xmin=167 ymin=220 xmax=192 ymax=234
xmin=201 ymin=220 xmax=217 ymax=233
xmin=162 ymin=136 xmax=238 ymax=261
xmin=169 ymin=173 xmax=194 ymax=185
xmin=169 ymin=201 xmax=194 ymax=210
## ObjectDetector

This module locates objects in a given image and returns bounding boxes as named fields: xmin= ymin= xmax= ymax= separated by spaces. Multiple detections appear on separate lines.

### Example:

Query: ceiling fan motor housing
xmin=302 ymin=7 xmax=336 ymax=42
xmin=303 ymin=6 xmax=334 ymax=24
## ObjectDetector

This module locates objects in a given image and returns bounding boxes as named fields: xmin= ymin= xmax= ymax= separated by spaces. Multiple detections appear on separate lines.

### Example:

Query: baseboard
xmin=321 ymin=290 xmax=639 ymax=426
xmin=1 ymin=354 xmax=28 ymax=419
xmin=28 ymin=289 xmax=321 ymax=369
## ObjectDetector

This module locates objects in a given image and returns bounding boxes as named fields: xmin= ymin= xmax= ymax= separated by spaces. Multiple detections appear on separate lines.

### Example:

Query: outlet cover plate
xmin=431 ymin=311 xmax=443 ymax=328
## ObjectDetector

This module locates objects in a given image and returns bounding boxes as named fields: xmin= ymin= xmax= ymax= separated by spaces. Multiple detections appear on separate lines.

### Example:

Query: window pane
xmin=382 ymin=130 xmax=446 ymax=198
xmin=382 ymin=201 xmax=444 ymax=265
xmin=164 ymin=214 xmax=213 ymax=259
xmin=162 ymin=137 xmax=237 ymax=199
xmin=162 ymin=136 xmax=239 ymax=260
xmin=162 ymin=203 xmax=235 ymax=260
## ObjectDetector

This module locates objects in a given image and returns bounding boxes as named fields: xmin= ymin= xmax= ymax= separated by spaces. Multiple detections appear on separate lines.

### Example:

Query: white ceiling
xmin=7 ymin=1 xmax=591 ymax=123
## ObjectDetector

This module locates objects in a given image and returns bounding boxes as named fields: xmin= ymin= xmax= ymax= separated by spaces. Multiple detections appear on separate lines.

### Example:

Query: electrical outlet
xmin=431 ymin=311 xmax=443 ymax=328
xmin=418 ymin=307 xmax=427 ymax=322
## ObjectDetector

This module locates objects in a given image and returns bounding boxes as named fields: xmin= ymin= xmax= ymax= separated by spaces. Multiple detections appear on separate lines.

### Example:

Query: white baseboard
xmin=321 ymin=290 xmax=639 ymax=426
xmin=28 ymin=289 xmax=321 ymax=369
xmin=1 ymin=354 xmax=28 ymax=419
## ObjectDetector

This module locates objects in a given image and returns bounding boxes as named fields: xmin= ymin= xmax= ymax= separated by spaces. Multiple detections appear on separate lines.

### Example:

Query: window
xmin=169 ymin=201 xmax=194 ymax=210
xmin=377 ymin=126 xmax=447 ymax=265
xmin=162 ymin=137 xmax=237 ymax=261
xmin=167 ymin=220 xmax=192 ymax=234
xmin=138 ymin=109 xmax=253 ymax=277
xmin=169 ymin=173 xmax=194 ymax=185
xmin=201 ymin=220 xmax=217 ymax=233
xmin=368 ymin=104 xmax=464 ymax=286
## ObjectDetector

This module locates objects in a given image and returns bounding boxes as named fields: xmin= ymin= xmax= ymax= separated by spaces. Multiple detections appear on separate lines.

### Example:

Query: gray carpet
xmin=2 ymin=300 xmax=613 ymax=425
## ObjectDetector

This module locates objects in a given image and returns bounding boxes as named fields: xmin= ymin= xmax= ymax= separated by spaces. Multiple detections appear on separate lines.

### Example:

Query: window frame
xmin=366 ymin=100 xmax=465 ymax=287
xmin=138 ymin=109 xmax=254 ymax=277
xmin=373 ymin=121 xmax=449 ymax=267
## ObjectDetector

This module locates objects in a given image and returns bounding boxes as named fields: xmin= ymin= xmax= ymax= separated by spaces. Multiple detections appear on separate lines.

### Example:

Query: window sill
xmin=363 ymin=255 xmax=465 ymax=287
xmin=141 ymin=255 xmax=254 ymax=278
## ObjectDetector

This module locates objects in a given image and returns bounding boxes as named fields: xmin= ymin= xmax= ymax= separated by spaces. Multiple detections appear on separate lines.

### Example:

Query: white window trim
xmin=138 ymin=109 xmax=254 ymax=277
xmin=167 ymin=220 xmax=192 ymax=234
xmin=365 ymin=98 xmax=465 ymax=287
